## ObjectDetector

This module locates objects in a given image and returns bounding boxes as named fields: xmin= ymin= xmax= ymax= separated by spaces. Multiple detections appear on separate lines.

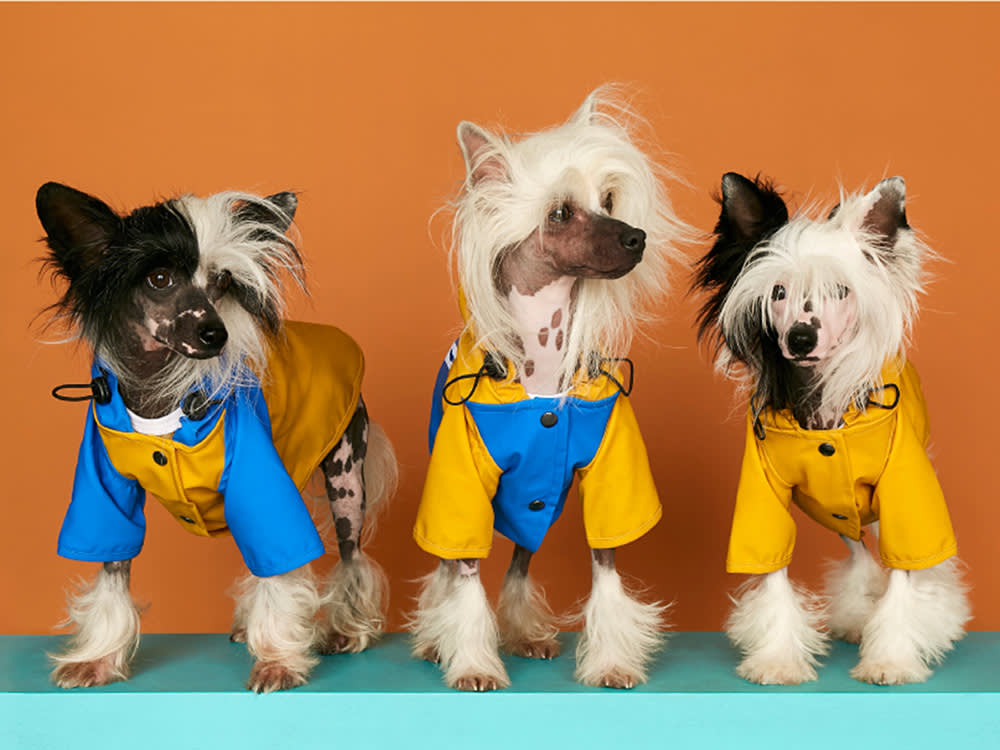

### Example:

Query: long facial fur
xmin=452 ymin=85 xmax=687 ymax=387
xmin=697 ymin=174 xmax=930 ymax=420
xmin=38 ymin=184 xmax=304 ymax=410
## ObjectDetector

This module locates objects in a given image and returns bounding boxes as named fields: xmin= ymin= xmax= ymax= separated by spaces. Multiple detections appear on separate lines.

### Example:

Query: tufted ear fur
xmin=458 ymin=121 xmax=507 ymax=185
xmin=569 ymin=89 xmax=601 ymax=126
xmin=36 ymin=182 xmax=121 ymax=282
xmin=235 ymin=191 xmax=298 ymax=233
xmin=859 ymin=176 xmax=908 ymax=249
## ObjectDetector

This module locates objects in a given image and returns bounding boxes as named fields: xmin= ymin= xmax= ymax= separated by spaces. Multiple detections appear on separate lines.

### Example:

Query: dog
xmin=693 ymin=172 xmax=970 ymax=685
xmin=409 ymin=87 xmax=686 ymax=690
xmin=37 ymin=182 xmax=397 ymax=692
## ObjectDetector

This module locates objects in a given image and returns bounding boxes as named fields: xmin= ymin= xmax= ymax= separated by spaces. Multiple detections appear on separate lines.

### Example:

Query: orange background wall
xmin=2 ymin=2 xmax=997 ymax=635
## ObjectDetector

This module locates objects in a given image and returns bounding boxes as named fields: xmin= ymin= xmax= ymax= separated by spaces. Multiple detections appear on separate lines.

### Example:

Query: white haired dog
xmin=37 ymin=183 xmax=396 ymax=692
xmin=410 ymin=87 xmax=687 ymax=690
xmin=693 ymin=172 xmax=969 ymax=685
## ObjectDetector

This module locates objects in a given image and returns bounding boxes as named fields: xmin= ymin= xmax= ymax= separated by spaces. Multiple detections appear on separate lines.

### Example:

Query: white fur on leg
xmin=498 ymin=572 xmax=561 ymax=659
xmin=408 ymin=562 xmax=509 ymax=691
xmin=726 ymin=568 xmax=829 ymax=685
xmin=852 ymin=558 xmax=970 ymax=685
xmin=320 ymin=551 xmax=387 ymax=653
xmin=50 ymin=565 xmax=142 ymax=688
xmin=233 ymin=565 xmax=321 ymax=693
xmin=574 ymin=565 xmax=668 ymax=688
xmin=825 ymin=535 xmax=888 ymax=643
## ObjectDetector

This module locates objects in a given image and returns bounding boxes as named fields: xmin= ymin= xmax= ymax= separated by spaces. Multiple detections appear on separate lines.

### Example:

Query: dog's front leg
xmin=575 ymin=549 xmax=667 ymax=689
xmin=726 ymin=567 xmax=829 ymax=685
xmin=851 ymin=558 xmax=970 ymax=685
xmin=824 ymin=533 xmax=887 ymax=643
xmin=497 ymin=545 xmax=561 ymax=658
xmin=50 ymin=560 xmax=141 ymax=688
xmin=409 ymin=558 xmax=509 ymax=691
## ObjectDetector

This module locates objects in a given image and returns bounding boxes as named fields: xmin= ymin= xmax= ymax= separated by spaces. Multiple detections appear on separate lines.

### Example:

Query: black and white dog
xmin=38 ymin=183 xmax=396 ymax=692
xmin=693 ymin=173 xmax=969 ymax=684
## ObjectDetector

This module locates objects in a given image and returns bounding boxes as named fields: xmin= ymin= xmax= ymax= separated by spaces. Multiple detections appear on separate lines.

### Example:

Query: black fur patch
xmin=335 ymin=517 xmax=353 ymax=541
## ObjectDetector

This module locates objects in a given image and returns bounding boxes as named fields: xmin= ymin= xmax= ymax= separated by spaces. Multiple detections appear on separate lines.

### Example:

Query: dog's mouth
xmin=569 ymin=260 xmax=640 ymax=279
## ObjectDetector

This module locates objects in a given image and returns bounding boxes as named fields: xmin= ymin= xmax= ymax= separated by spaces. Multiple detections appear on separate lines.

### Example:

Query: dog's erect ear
xmin=719 ymin=172 xmax=788 ymax=241
xmin=458 ymin=122 xmax=507 ymax=185
xmin=237 ymin=192 xmax=297 ymax=233
xmin=859 ymin=177 xmax=908 ymax=246
xmin=36 ymin=182 xmax=119 ymax=280
xmin=569 ymin=90 xmax=601 ymax=126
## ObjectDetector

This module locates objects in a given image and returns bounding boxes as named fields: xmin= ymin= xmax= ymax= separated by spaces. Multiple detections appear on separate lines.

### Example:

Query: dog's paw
xmin=229 ymin=626 xmax=247 ymax=643
xmin=828 ymin=626 xmax=863 ymax=644
xmin=505 ymin=637 xmax=561 ymax=660
xmin=52 ymin=657 xmax=126 ymax=688
xmin=413 ymin=644 xmax=440 ymax=664
xmin=850 ymin=659 xmax=930 ymax=685
xmin=247 ymin=661 xmax=308 ymax=693
xmin=451 ymin=672 xmax=509 ymax=692
xmin=736 ymin=655 xmax=818 ymax=685
xmin=595 ymin=668 xmax=640 ymax=690
xmin=317 ymin=630 xmax=371 ymax=655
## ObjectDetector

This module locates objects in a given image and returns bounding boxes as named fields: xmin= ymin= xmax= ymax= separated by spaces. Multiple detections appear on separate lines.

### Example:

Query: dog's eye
xmin=834 ymin=284 xmax=850 ymax=299
xmin=549 ymin=204 xmax=573 ymax=224
xmin=146 ymin=270 xmax=174 ymax=290
xmin=603 ymin=192 xmax=614 ymax=214
xmin=215 ymin=269 xmax=232 ymax=292
xmin=771 ymin=285 xmax=786 ymax=301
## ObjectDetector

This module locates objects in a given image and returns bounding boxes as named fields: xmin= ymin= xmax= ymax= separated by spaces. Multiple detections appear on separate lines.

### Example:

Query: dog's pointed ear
xmin=458 ymin=122 xmax=507 ymax=185
xmin=719 ymin=172 xmax=787 ymax=240
xmin=36 ymin=182 xmax=119 ymax=280
xmin=238 ymin=192 xmax=297 ymax=233
xmin=859 ymin=177 xmax=908 ymax=246
xmin=569 ymin=89 xmax=601 ymax=126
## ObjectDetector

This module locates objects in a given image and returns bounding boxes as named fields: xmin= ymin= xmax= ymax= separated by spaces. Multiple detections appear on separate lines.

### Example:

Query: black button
xmin=832 ymin=513 xmax=848 ymax=520
xmin=153 ymin=451 xmax=168 ymax=466
xmin=179 ymin=515 xmax=196 ymax=524
xmin=540 ymin=411 xmax=558 ymax=428
xmin=528 ymin=500 xmax=546 ymax=511
xmin=818 ymin=443 xmax=836 ymax=456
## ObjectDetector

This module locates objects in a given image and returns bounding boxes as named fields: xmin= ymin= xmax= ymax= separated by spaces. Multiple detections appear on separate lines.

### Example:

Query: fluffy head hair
xmin=695 ymin=173 xmax=930 ymax=419
xmin=451 ymin=85 xmax=687 ymax=386
xmin=38 ymin=183 xmax=303 ymax=407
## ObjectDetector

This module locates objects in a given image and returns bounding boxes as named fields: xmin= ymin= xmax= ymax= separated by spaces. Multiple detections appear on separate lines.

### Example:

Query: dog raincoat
xmin=413 ymin=328 xmax=661 ymax=559
xmin=57 ymin=321 xmax=363 ymax=577
xmin=727 ymin=360 xmax=957 ymax=574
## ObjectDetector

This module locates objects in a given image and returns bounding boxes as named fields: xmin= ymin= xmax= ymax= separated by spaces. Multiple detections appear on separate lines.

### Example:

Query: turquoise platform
xmin=3 ymin=633 xmax=999 ymax=749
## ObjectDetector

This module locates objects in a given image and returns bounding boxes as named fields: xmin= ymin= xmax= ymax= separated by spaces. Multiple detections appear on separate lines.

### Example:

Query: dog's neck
xmin=787 ymin=364 xmax=841 ymax=430
xmin=505 ymin=276 xmax=575 ymax=396
xmin=112 ymin=332 xmax=182 ymax=419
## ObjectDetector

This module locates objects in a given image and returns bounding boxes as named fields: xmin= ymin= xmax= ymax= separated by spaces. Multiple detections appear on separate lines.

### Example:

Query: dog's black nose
xmin=620 ymin=227 xmax=646 ymax=256
xmin=198 ymin=322 xmax=228 ymax=349
xmin=787 ymin=323 xmax=817 ymax=357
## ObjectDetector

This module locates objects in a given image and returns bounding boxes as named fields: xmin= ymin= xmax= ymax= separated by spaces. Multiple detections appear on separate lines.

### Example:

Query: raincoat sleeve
xmin=57 ymin=407 xmax=147 ymax=562
xmin=414 ymin=402 xmax=501 ymax=559
xmin=726 ymin=412 xmax=797 ymax=574
xmin=578 ymin=395 xmax=661 ymax=549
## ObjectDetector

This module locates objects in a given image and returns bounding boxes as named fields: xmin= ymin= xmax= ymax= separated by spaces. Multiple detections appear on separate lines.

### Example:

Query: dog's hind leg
xmin=574 ymin=549 xmax=667 ymax=689
xmin=824 ymin=532 xmax=888 ymax=643
xmin=50 ymin=560 xmax=141 ymax=688
xmin=726 ymin=567 xmax=829 ymax=685
xmin=851 ymin=558 xmax=970 ymax=685
xmin=497 ymin=545 xmax=561 ymax=659
xmin=409 ymin=558 xmax=509 ymax=691
xmin=318 ymin=400 xmax=395 ymax=654
xmin=235 ymin=565 xmax=321 ymax=693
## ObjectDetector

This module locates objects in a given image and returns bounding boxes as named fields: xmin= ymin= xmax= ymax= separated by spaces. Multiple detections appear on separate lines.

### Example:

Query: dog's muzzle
xmin=620 ymin=226 xmax=646 ymax=258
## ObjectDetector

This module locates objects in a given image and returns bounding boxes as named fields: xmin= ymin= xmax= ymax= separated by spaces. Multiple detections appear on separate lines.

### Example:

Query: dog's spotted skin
xmin=321 ymin=400 xmax=369 ymax=563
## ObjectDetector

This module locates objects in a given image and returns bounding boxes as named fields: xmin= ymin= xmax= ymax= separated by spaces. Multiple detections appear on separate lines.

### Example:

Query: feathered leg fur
xmin=574 ymin=549 xmax=667 ymax=689
xmin=825 ymin=533 xmax=888 ymax=643
xmin=726 ymin=567 xmax=829 ymax=685
xmin=409 ymin=559 xmax=509 ymax=691
xmin=851 ymin=557 xmax=970 ymax=685
xmin=497 ymin=545 xmax=561 ymax=659
xmin=50 ymin=560 xmax=141 ymax=688
xmin=318 ymin=403 xmax=397 ymax=654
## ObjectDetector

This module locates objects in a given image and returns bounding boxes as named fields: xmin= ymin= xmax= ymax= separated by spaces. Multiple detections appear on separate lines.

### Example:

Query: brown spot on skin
xmin=555 ymin=329 xmax=564 ymax=351
xmin=551 ymin=309 xmax=562 ymax=328
xmin=538 ymin=328 xmax=549 ymax=346
xmin=524 ymin=359 xmax=535 ymax=376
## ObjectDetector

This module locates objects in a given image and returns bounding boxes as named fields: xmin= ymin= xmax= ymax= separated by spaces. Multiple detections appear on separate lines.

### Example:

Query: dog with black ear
xmin=37 ymin=183 xmax=397 ymax=692
xmin=693 ymin=172 xmax=969 ymax=685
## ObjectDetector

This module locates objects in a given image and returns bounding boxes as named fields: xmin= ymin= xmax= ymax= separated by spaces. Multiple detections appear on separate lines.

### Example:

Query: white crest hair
xmin=452 ymin=85 xmax=687 ymax=386
xmin=103 ymin=191 xmax=304 ymax=405
xmin=718 ymin=180 xmax=931 ymax=417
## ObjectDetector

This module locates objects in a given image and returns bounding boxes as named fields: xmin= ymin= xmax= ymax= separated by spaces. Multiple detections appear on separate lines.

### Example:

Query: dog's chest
xmin=507 ymin=280 xmax=571 ymax=395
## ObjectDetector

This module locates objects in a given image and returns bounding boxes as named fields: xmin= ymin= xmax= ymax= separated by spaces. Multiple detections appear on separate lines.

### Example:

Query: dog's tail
xmin=360 ymin=420 xmax=397 ymax=544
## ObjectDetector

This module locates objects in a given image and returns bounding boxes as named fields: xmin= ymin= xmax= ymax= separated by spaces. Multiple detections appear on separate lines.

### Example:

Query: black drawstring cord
xmin=866 ymin=383 xmax=900 ymax=410
xmin=442 ymin=353 xmax=507 ymax=406
xmin=751 ymin=398 xmax=767 ymax=441
xmin=52 ymin=374 xmax=112 ymax=405
xmin=594 ymin=356 xmax=635 ymax=397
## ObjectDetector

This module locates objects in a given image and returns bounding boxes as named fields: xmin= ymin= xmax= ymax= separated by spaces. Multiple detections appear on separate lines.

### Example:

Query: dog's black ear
xmin=458 ymin=122 xmax=507 ymax=185
xmin=719 ymin=172 xmax=788 ymax=241
xmin=860 ymin=177 xmax=908 ymax=247
xmin=36 ymin=182 xmax=119 ymax=280
xmin=237 ymin=192 xmax=297 ymax=233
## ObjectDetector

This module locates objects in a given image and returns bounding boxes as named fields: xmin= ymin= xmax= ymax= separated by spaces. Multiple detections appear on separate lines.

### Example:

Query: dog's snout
xmin=197 ymin=321 xmax=228 ymax=349
xmin=787 ymin=323 xmax=817 ymax=357
xmin=620 ymin=227 xmax=646 ymax=256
